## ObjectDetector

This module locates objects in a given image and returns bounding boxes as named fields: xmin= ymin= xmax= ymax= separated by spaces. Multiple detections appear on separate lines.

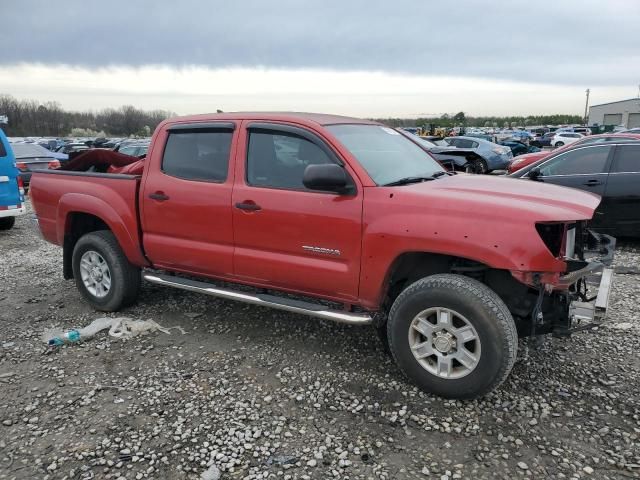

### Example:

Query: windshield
xmin=327 ymin=124 xmax=444 ymax=185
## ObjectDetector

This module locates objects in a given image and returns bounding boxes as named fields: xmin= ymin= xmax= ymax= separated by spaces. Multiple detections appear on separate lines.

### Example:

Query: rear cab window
xmin=161 ymin=126 xmax=234 ymax=182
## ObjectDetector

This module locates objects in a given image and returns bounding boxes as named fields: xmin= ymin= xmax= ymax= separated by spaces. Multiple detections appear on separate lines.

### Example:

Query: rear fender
xmin=57 ymin=193 xmax=148 ymax=266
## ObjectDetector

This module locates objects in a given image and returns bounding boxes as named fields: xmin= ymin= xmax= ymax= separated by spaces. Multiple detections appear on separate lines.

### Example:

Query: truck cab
xmin=0 ymin=129 xmax=25 ymax=231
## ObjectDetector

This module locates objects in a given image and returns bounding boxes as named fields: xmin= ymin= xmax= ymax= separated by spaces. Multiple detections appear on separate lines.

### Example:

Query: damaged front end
xmin=555 ymin=225 xmax=615 ymax=335
xmin=507 ymin=222 xmax=615 ymax=337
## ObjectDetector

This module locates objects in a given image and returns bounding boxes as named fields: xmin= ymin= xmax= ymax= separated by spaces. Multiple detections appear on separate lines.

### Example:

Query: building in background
xmin=588 ymin=98 xmax=640 ymax=128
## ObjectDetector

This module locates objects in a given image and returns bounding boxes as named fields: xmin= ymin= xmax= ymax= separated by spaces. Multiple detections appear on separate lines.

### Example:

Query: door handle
xmin=583 ymin=179 xmax=602 ymax=186
xmin=149 ymin=192 xmax=170 ymax=201
xmin=235 ymin=202 xmax=261 ymax=211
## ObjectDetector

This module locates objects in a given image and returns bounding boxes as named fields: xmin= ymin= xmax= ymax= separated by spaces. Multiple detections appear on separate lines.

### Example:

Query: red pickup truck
xmin=30 ymin=113 xmax=614 ymax=399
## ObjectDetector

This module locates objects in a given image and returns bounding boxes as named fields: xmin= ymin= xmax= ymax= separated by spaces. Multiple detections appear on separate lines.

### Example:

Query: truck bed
xmin=29 ymin=170 xmax=146 ymax=266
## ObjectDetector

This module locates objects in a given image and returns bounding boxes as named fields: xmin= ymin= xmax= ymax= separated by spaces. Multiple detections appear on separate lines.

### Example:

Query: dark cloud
xmin=1 ymin=0 xmax=638 ymax=85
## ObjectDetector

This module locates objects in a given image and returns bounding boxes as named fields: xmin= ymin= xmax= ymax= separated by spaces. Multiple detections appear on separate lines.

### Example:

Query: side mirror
xmin=528 ymin=167 xmax=542 ymax=180
xmin=302 ymin=164 xmax=349 ymax=193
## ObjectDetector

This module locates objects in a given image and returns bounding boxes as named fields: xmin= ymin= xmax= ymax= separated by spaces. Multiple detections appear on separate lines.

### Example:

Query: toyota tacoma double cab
xmin=30 ymin=113 xmax=614 ymax=399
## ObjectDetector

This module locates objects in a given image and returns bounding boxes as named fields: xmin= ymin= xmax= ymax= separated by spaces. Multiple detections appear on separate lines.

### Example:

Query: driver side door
xmin=231 ymin=122 xmax=363 ymax=301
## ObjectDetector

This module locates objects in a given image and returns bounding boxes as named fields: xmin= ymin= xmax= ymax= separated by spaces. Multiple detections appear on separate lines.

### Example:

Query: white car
xmin=551 ymin=132 xmax=584 ymax=148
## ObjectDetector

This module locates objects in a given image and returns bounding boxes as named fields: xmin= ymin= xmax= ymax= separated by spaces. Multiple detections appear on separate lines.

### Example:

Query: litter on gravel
xmin=42 ymin=316 xmax=187 ymax=346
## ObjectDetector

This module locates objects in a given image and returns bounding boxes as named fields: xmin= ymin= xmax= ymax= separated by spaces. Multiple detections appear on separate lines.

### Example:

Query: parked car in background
xmin=405 ymin=134 xmax=477 ymax=172
xmin=463 ymin=132 xmax=496 ymax=143
xmin=113 ymin=139 xmax=151 ymax=153
xmin=530 ymin=132 xmax=556 ymax=148
xmin=12 ymin=143 xmax=61 ymax=188
xmin=117 ymin=143 xmax=149 ymax=157
xmin=528 ymin=127 xmax=550 ymax=139
xmin=499 ymin=141 xmax=541 ymax=157
xmin=37 ymin=138 xmax=62 ymax=151
xmin=512 ymin=140 xmax=640 ymax=237
xmin=57 ymin=143 xmax=90 ymax=155
xmin=442 ymin=136 xmax=512 ymax=172
xmin=620 ymin=127 xmax=640 ymax=134
xmin=99 ymin=138 xmax=125 ymax=149
xmin=551 ymin=132 xmax=583 ymax=148
xmin=0 ymin=129 xmax=25 ymax=230
xmin=507 ymin=130 xmax=535 ymax=143
xmin=508 ymin=133 xmax=640 ymax=173
xmin=573 ymin=127 xmax=591 ymax=136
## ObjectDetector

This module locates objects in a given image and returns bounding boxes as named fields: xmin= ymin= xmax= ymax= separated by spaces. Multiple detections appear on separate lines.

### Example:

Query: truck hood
xmin=392 ymin=174 xmax=601 ymax=222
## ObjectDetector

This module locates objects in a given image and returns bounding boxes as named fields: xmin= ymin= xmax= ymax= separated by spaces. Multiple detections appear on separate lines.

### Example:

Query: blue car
xmin=442 ymin=136 xmax=513 ymax=173
xmin=0 ymin=129 xmax=25 ymax=230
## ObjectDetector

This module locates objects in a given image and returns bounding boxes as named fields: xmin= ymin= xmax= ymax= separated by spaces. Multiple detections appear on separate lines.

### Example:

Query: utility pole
xmin=583 ymin=89 xmax=590 ymax=126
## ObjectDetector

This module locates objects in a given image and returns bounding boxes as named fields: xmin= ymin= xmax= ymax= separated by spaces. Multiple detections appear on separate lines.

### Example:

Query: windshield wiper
xmin=383 ymin=173 xmax=444 ymax=187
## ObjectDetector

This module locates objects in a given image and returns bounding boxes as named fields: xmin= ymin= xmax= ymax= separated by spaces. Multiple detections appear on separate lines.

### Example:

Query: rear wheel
xmin=473 ymin=158 xmax=489 ymax=174
xmin=0 ymin=217 xmax=16 ymax=231
xmin=387 ymin=274 xmax=518 ymax=399
xmin=72 ymin=230 xmax=141 ymax=311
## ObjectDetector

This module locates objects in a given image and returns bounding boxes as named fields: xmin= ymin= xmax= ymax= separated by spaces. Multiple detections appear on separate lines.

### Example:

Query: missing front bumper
xmin=554 ymin=231 xmax=615 ymax=336
xmin=558 ymin=267 xmax=614 ymax=335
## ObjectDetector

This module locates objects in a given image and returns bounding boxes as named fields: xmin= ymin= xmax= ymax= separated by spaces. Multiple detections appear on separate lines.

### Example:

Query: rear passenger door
xmin=141 ymin=122 xmax=237 ymax=277
xmin=602 ymin=144 xmax=640 ymax=236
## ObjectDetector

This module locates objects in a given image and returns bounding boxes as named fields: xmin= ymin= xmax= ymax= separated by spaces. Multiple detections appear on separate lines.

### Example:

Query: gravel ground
xmin=1 ymin=205 xmax=639 ymax=480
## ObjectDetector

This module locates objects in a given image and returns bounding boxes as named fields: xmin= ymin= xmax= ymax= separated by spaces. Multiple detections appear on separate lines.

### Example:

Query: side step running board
xmin=143 ymin=273 xmax=373 ymax=325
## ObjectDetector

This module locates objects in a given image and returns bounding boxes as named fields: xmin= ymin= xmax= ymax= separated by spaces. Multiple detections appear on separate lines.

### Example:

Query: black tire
xmin=474 ymin=159 xmax=489 ymax=174
xmin=0 ymin=217 xmax=16 ymax=231
xmin=72 ymin=230 xmax=141 ymax=311
xmin=387 ymin=274 xmax=518 ymax=399
xmin=554 ymin=141 xmax=564 ymax=147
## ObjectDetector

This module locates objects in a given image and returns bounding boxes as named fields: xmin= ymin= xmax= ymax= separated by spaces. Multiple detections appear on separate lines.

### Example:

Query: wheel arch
xmin=377 ymin=251 xmax=528 ymax=322
xmin=58 ymin=194 xmax=148 ymax=279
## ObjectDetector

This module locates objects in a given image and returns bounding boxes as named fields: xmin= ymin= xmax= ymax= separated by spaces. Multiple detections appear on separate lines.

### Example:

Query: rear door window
xmin=611 ymin=144 xmax=640 ymax=173
xmin=162 ymin=129 xmax=233 ymax=182
xmin=456 ymin=139 xmax=474 ymax=148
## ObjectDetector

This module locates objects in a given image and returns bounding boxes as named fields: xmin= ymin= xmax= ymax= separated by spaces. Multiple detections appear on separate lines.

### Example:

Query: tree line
xmin=0 ymin=94 xmax=175 ymax=137
xmin=0 ymin=94 xmax=585 ymax=138
xmin=373 ymin=112 xmax=584 ymax=129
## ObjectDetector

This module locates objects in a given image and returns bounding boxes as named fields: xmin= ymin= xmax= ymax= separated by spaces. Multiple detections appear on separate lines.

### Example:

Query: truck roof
xmin=163 ymin=112 xmax=379 ymax=127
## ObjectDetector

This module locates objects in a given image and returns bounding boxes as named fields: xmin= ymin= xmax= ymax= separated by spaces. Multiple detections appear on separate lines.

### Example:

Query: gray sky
xmin=1 ymin=0 xmax=638 ymax=116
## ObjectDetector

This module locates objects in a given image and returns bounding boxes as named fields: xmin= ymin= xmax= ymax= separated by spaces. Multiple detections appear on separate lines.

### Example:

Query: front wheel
xmin=387 ymin=274 xmax=518 ymax=399
xmin=72 ymin=230 xmax=141 ymax=311
xmin=554 ymin=141 xmax=564 ymax=147
xmin=0 ymin=217 xmax=16 ymax=231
